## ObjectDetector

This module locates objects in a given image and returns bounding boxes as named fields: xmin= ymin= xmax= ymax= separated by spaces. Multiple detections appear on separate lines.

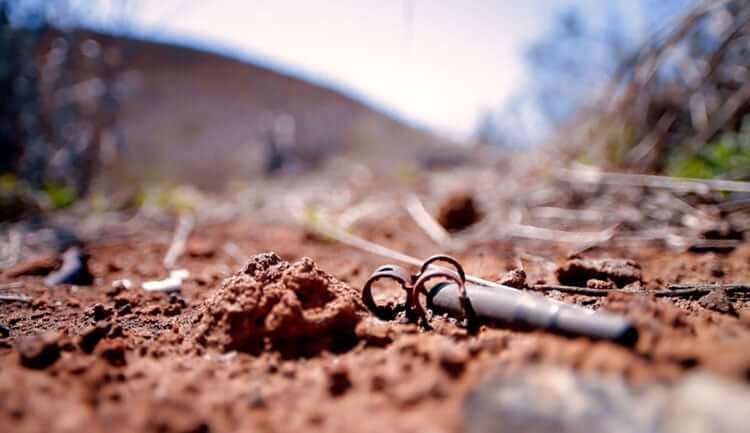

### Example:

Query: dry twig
xmin=0 ymin=292 xmax=32 ymax=302
xmin=528 ymin=282 xmax=750 ymax=299
xmin=306 ymin=215 xmax=512 ymax=291
xmin=163 ymin=213 xmax=195 ymax=269
xmin=559 ymin=168 xmax=750 ymax=193
xmin=505 ymin=223 xmax=617 ymax=244
xmin=530 ymin=284 xmax=617 ymax=297
xmin=403 ymin=194 xmax=451 ymax=247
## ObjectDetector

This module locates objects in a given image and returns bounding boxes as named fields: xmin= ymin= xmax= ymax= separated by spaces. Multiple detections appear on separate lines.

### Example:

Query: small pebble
xmin=497 ymin=268 xmax=527 ymax=289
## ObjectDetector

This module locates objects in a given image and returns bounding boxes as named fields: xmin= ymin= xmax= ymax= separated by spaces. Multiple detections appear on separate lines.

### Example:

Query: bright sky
xmin=89 ymin=0 xmax=642 ymax=138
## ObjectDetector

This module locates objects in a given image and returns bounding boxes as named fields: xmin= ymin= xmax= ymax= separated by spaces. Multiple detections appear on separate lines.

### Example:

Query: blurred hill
xmin=79 ymin=31 xmax=459 ymax=189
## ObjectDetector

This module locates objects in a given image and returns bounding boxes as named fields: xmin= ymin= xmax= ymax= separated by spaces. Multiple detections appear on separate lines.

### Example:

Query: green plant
xmin=666 ymin=118 xmax=750 ymax=179
xmin=43 ymin=182 xmax=76 ymax=209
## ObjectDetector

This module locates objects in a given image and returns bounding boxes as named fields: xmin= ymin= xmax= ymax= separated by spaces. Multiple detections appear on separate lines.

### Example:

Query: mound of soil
xmin=197 ymin=252 xmax=366 ymax=357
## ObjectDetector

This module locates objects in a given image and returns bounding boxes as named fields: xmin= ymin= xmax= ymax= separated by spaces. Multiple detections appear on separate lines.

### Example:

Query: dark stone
xmin=79 ymin=322 xmax=112 ymax=353
xmin=44 ymin=246 xmax=93 ymax=287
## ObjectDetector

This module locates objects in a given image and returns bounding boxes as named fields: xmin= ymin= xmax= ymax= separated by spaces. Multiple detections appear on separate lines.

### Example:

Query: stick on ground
xmin=163 ymin=213 xmax=195 ymax=269
xmin=0 ymin=292 xmax=32 ymax=303
xmin=404 ymin=194 xmax=451 ymax=247
xmin=558 ymin=168 xmax=750 ymax=193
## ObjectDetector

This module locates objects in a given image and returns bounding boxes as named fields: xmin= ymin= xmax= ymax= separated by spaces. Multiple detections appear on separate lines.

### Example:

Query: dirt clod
xmin=556 ymin=258 xmax=642 ymax=288
xmin=437 ymin=341 xmax=469 ymax=378
xmin=198 ymin=252 xmax=366 ymax=357
xmin=16 ymin=331 xmax=60 ymax=369
xmin=79 ymin=322 xmax=113 ymax=353
xmin=187 ymin=239 xmax=216 ymax=258
xmin=497 ymin=268 xmax=527 ymax=289
xmin=88 ymin=303 xmax=114 ymax=321
xmin=97 ymin=339 xmax=128 ymax=366
xmin=355 ymin=318 xmax=393 ymax=347
xmin=436 ymin=191 xmax=482 ymax=232
xmin=698 ymin=289 xmax=736 ymax=316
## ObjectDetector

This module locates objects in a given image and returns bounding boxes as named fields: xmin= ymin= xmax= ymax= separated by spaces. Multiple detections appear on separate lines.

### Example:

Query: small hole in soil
xmin=329 ymin=331 xmax=359 ymax=355
xmin=679 ymin=357 xmax=698 ymax=369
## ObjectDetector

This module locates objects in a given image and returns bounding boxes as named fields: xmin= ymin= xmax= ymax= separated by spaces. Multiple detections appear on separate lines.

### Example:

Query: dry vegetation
xmin=554 ymin=1 xmax=750 ymax=179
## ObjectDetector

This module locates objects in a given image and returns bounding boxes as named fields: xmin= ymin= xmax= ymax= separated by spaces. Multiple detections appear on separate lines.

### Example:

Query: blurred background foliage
xmin=1 ymin=0 xmax=125 ymax=218
xmin=484 ymin=0 xmax=750 ymax=181
xmin=1 ymin=0 xmax=749 ymax=222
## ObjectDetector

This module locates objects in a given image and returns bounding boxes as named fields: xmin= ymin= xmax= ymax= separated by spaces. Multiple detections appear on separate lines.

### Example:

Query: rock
xmin=497 ymin=268 xmax=527 ymax=289
xmin=17 ymin=331 xmax=61 ymax=369
xmin=436 ymin=191 xmax=482 ymax=232
xmin=79 ymin=322 xmax=112 ymax=353
xmin=556 ymin=258 xmax=642 ymax=288
xmin=106 ymin=279 xmax=132 ymax=297
xmin=0 ymin=323 xmax=10 ymax=338
xmin=44 ymin=246 xmax=93 ymax=286
xmin=87 ymin=303 xmax=113 ymax=322
xmin=698 ymin=289 xmax=735 ymax=316
xmin=464 ymin=366 xmax=750 ymax=433
xmin=660 ymin=373 xmax=750 ymax=433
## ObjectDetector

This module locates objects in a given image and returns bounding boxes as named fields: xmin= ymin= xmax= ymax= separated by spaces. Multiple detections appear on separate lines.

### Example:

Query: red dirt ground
xmin=1 ymin=212 xmax=750 ymax=433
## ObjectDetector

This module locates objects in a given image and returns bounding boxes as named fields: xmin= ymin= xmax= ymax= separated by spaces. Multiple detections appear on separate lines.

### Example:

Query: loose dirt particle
xmin=436 ymin=191 xmax=482 ymax=232
xmin=556 ymin=258 xmax=642 ymax=287
xmin=587 ymin=278 xmax=617 ymax=290
xmin=16 ymin=331 xmax=60 ymax=369
xmin=88 ymin=303 xmax=113 ymax=321
xmin=197 ymin=252 xmax=366 ymax=357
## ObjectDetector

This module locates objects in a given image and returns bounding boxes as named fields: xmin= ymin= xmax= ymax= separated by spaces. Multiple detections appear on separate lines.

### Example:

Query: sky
xmin=85 ymin=0 xmax=645 ymax=139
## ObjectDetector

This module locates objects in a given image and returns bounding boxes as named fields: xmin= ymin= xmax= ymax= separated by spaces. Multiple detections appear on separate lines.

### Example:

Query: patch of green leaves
xmin=0 ymin=174 xmax=18 ymax=192
xmin=43 ymin=182 xmax=77 ymax=209
xmin=666 ymin=119 xmax=750 ymax=180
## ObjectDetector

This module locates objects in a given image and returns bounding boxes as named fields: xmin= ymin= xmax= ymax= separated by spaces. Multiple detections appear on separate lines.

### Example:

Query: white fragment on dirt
xmin=142 ymin=269 xmax=190 ymax=293
xmin=163 ymin=213 xmax=195 ymax=269
xmin=112 ymin=279 xmax=133 ymax=290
